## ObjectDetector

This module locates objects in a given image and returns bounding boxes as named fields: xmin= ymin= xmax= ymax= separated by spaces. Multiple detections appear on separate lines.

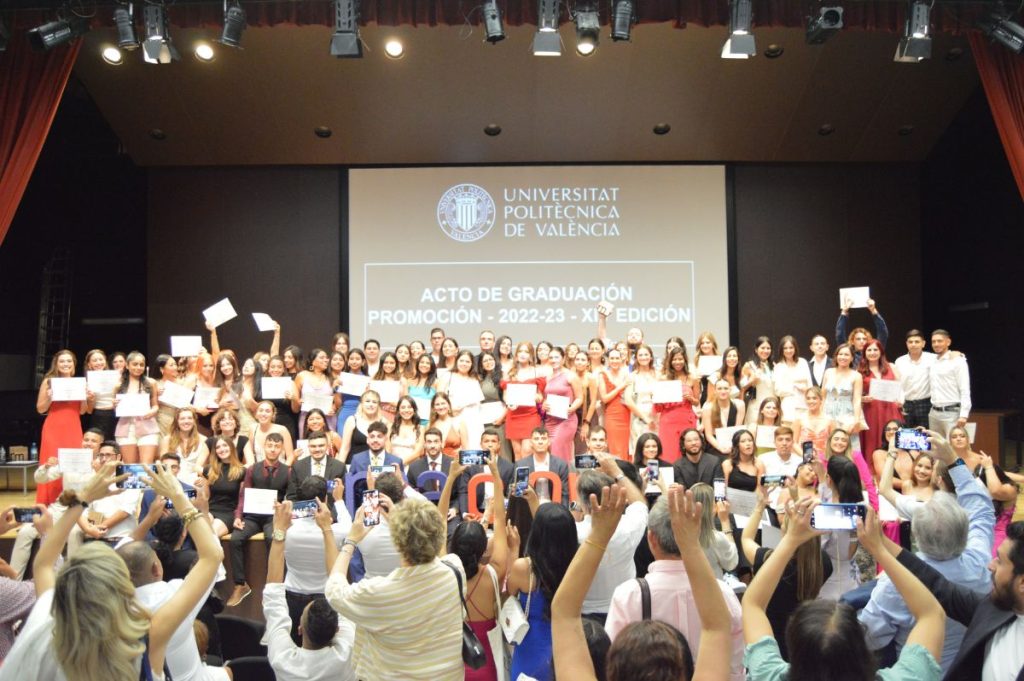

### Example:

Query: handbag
xmin=487 ymin=565 xmax=510 ymax=681
xmin=445 ymin=561 xmax=488 ymax=670
xmin=499 ymin=566 xmax=532 ymax=645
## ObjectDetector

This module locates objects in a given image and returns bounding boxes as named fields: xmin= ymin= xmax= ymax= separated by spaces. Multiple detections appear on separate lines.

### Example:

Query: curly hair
xmin=388 ymin=498 xmax=445 ymax=565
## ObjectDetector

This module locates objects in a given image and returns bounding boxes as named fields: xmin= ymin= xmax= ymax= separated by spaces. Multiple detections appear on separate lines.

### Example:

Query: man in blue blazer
xmin=347 ymin=421 xmax=405 ymax=477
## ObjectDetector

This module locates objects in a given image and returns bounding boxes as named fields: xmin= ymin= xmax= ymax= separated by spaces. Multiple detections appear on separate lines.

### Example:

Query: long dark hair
xmin=786 ymin=600 xmax=876 ymax=681
xmin=632 ymin=432 xmax=663 ymax=468
xmin=450 ymin=522 xmax=487 ymax=581
xmin=526 ymin=503 xmax=578 ymax=619
xmin=748 ymin=335 xmax=775 ymax=371
xmin=827 ymin=455 xmax=863 ymax=503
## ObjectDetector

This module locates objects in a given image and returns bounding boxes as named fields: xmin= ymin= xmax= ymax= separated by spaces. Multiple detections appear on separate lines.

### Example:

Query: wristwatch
xmin=272 ymin=529 xmax=286 ymax=542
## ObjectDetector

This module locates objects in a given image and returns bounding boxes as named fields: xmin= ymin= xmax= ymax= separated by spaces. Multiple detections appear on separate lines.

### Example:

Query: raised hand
xmin=588 ymin=484 xmax=626 ymax=544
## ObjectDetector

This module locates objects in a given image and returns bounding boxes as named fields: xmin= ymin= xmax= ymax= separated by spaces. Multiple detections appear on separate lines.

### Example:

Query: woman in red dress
xmin=35 ymin=349 xmax=85 ymax=505
xmin=598 ymin=347 xmax=631 ymax=460
xmin=858 ymin=339 xmax=903 ymax=455
xmin=653 ymin=347 xmax=699 ymax=464
xmin=501 ymin=342 xmax=545 ymax=461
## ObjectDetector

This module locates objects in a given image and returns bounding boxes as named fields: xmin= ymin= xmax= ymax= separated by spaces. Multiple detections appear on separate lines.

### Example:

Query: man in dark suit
xmin=287 ymin=431 xmax=346 ymax=501
xmin=516 ymin=427 xmax=570 ymax=506
xmin=456 ymin=428 xmax=514 ymax=517
xmin=348 ymin=421 xmax=405 ymax=476
xmin=407 ymin=427 xmax=451 ymax=490
xmin=672 ymin=428 xmax=724 ymax=489
xmin=808 ymin=333 xmax=833 ymax=388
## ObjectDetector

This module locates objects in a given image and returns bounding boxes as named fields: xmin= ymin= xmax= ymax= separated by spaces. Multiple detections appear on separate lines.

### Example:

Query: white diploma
xmin=715 ymin=426 xmax=742 ymax=450
xmin=87 ymin=370 xmax=121 ymax=395
xmin=412 ymin=397 xmax=433 ymax=420
xmin=545 ymin=394 xmax=570 ymax=419
xmin=202 ymin=298 xmax=237 ymax=328
xmin=301 ymin=393 xmax=334 ymax=413
xmin=478 ymin=401 xmax=507 ymax=425
xmin=435 ymin=368 xmax=452 ymax=384
xmin=251 ymin=312 xmax=276 ymax=332
xmin=781 ymin=393 xmax=807 ymax=414
xmin=652 ymin=380 xmax=683 ymax=404
xmin=170 ymin=335 xmax=203 ymax=357
xmin=57 ymin=448 xmax=95 ymax=492
xmin=193 ymin=386 xmax=221 ymax=409
xmin=242 ymin=488 xmax=278 ymax=515
xmin=370 ymin=380 xmax=401 ymax=405
xmin=839 ymin=286 xmax=871 ymax=309
xmin=337 ymin=372 xmax=371 ymax=396
xmin=878 ymin=495 xmax=901 ymax=522
xmin=505 ymin=383 xmax=538 ymax=408
xmin=697 ymin=355 xmax=723 ymax=377
xmin=755 ymin=426 xmax=777 ymax=449
xmin=448 ymin=378 xmax=485 ymax=410
xmin=116 ymin=393 xmax=151 ymax=417
xmin=965 ymin=422 xmax=977 ymax=443
xmin=260 ymin=377 xmax=292 ymax=401
xmin=49 ymin=377 xmax=87 ymax=402
xmin=159 ymin=381 xmax=195 ymax=410
xmin=597 ymin=300 xmax=615 ymax=316
xmin=725 ymin=488 xmax=759 ymax=518
xmin=868 ymin=379 xmax=902 ymax=403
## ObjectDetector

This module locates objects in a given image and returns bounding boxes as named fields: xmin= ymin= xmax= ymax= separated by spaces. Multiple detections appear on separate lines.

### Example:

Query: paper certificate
xmin=261 ymin=377 xmax=292 ymax=401
xmin=868 ymin=379 xmax=901 ymax=403
xmin=337 ymin=372 xmax=371 ymax=396
xmin=170 ymin=335 xmax=203 ymax=357
xmin=49 ymin=377 xmax=87 ymax=402
xmin=370 ymin=380 xmax=401 ymax=405
xmin=58 ymin=448 xmax=95 ymax=492
xmin=726 ymin=488 xmax=759 ymax=518
xmin=965 ymin=422 xmax=977 ymax=443
xmin=755 ymin=426 xmax=777 ymax=450
xmin=781 ymin=393 xmax=807 ymax=415
xmin=715 ymin=426 xmax=743 ymax=450
xmin=412 ymin=397 xmax=433 ymax=420
xmin=202 ymin=298 xmax=237 ymax=328
xmin=479 ymin=401 xmax=507 ymax=425
xmin=545 ymin=394 xmax=570 ymax=419
xmin=696 ymin=355 xmax=723 ymax=377
xmin=652 ymin=380 xmax=683 ymax=404
xmin=251 ymin=312 xmax=276 ymax=332
xmin=87 ymin=370 xmax=121 ymax=395
xmin=193 ymin=386 xmax=221 ymax=409
xmin=302 ymin=393 xmax=334 ymax=413
xmin=242 ymin=488 xmax=278 ymax=516
xmin=160 ymin=381 xmax=195 ymax=410
xmin=116 ymin=393 xmax=151 ymax=417
xmin=448 ymin=378 xmax=484 ymax=410
xmin=839 ymin=286 xmax=871 ymax=309
xmin=505 ymin=383 xmax=538 ymax=408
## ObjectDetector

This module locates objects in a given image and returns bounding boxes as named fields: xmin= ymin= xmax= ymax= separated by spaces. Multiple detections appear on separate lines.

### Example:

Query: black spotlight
xmin=483 ymin=0 xmax=505 ymax=43
xmin=806 ymin=6 xmax=843 ymax=44
xmin=978 ymin=12 xmax=1024 ymax=54
xmin=114 ymin=5 xmax=139 ymax=50
xmin=27 ymin=15 xmax=89 ymax=51
xmin=220 ymin=0 xmax=246 ymax=48
xmin=610 ymin=0 xmax=635 ymax=41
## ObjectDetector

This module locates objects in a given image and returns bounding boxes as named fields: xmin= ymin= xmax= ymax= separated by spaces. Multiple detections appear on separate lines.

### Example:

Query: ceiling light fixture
xmin=610 ymin=0 xmax=635 ymax=41
xmin=574 ymin=5 xmax=599 ymax=56
xmin=721 ymin=0 xmax=755 ymax=58
xmin=113 ymin=4 xmax=138 ymax=50
xmin=220 ymin=0 xmax=246 ymax=48
xmin=533 ymin=0 xmax=561 ymax=56
xmin=977 ymin=12 xmax=1024 ymax=54
xmin=27 ymin=14 xmax=89 ymax=51
xmin=894 ymin=0 xmax=930 ymax=62
xmin=806 ymin=6 xmax=843 ymax=44
xmin=102 ymin=45 xmax=124 ymax=64
xmin=384 ymin=38 xmax=404 ymax=58
xmin=142 ymin=4 xmax=179 ymax=63
xmin=194 ymin=42 xmax=215 ymax=61
xmin=330 ymin=0 xmax=362 ymax=57
xmin=482 ymin=0 xmax=506 ymax=43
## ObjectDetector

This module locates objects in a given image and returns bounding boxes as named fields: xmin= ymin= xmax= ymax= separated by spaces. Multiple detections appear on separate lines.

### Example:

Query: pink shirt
xmin=604 ymin=560 xmax=746 ymax=681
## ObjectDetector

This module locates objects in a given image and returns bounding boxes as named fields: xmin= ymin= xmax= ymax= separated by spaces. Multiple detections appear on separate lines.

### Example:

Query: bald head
xmin=116 ymin=540 xmax=162 ymax=587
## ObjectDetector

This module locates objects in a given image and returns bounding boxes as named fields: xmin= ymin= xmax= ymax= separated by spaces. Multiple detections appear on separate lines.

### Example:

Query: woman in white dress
xmin=741 ymin=336 xmax=776 ymax=427
xmin=772 ymin=335 xmax=812 ymax=422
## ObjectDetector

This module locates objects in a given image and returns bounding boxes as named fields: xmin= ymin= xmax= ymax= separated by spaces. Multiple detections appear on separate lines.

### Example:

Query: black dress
xmin=753 ymin=547 xmax=834 ymax=660
xmin=205 ymin=466 xmax=244 ymax=528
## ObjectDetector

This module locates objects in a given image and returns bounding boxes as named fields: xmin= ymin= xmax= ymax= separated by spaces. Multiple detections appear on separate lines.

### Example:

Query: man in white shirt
xmin=67 ymin=441 xmax=140 ymax=556
xmin=118 ymin=541 xmax=228 ymax=681
xmin=354 ymin=473 xmax=405 ymax=579
xmin=759 ymin=427 xmax=802 ymax=511
xmin=428 ymin=327 xmax=445 ymax=365
xmin=575 ymin=453 xmax=649 ymax=624
xmin=893 ymin=329 xmax=936 ymax=429
xmin=928 ymin=329 xmax=971 ymax=437
xmin=263 ymin=500 xmax=355 ymax=681
xmin=605 ymin=495 xmax=745 ymax=681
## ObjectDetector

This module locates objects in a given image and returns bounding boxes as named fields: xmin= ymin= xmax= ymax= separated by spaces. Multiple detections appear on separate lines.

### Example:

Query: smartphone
xmin=13 ymin=507 xmax=40 ymax=523
xmin=646 ymin=460 xmax=660 ymax=480
xmin=713 ymin=477 xmax=727 ymax=502
xmin=164 ymin=488 xmax=198 ymax=509
xmin=810 ymin=503 xmax=866 ymax=531
xmin=291 ymin=499 xmax=319 ymax=519
xmin=513 ymin=467 xmax=530 ymax=496
xmin=575 ymin=454 xmax=598 ymax=470
xmin=895 ymin=428 xmax=930 ymax=451
xmin=116 ymin=464 xmax=151 ymax=489
xmin=459 ymin=450 xmax=488 ymax=466
xmin=369 ymin=465 xmax=397 ymax=476
xmin=327 ymin=479 xmax=338 ymax=493
xmin=362 ymin=489 xmax=381 ymax=526
xmin=802 ymin=441 xmax=816 ymax=463
xmin=760 ymin=474 xmax=787 ymax=487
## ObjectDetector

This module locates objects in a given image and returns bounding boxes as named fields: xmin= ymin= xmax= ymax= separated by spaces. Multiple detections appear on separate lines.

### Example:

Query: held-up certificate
xmin=193 ymin=386 xmax=221 ymax=409
xmin=87 ymin=370 xmax=121 ymax=395
xmin=261 ymin=377 xmax=293 ymax=401
xmin=412 ymin=397 xmax=433 ymax=420
xmin=336 ymin=372 xmax=371 ymax=396
xmin=965 ymin=422 xmax=977 ymax=443
xmin=781 ymin=393 xmax=807 ymax=414
xmin=49 ymin=377 xmax=87 ymax=402
xmin=116 ymin=393 xmax=151 ymax=417
xmin=868 ymin=379 xmax=902 ymax=403
xmin=652 ymin=380 xmax=683 ymax=404
xmin=58 ymin=448 xmax=95 ymax=492
xmin=505 ymin=383 xmax=538 ymax=408
xmin=478 ymin=401 xmax=507 ymax=425
xmin=251 ymin=312 xmax=276 ymax=332
xmin=170 ymin=335 xmax=203 ymax=357
xmin=301 ymin=393 xmax=334 ymax=413
xmin=545 ymin=394 xmax=570 ymax=419
xmin=242 ymin=488 xmax=279 ymax=516
xmin=160 ymin=381 xmax=195 ymax=410
xmin=725 ymin=488 xmax=759 ymax=518
xmin=715 ymin=426 xmax=742 ymax=449
xmin=202 ymin=297 xmax=237 ymax=328
xmin=696 ymin=355 xmax=723 ymax=377
xmin=755 ymin=426 xmax=777 ymax=449
xmin=370 ymin=380 xmax=401 ymax=405
xmin=839 ymin=286 xmax=871 ymax=309
xmin=448 ymin=378 xmax=484 ymax=410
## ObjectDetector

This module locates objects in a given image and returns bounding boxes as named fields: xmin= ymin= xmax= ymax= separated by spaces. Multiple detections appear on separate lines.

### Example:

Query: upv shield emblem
xmin=437 ymin=184 xmax=496 ymax=242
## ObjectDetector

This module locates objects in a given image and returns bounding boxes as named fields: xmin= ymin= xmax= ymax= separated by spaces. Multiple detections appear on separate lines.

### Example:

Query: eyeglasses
xmin=885 ymin=427 xmax=899 ymax=432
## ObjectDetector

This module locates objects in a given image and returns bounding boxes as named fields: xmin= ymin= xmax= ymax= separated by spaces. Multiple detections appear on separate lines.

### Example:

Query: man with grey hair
xmin=604 ymin=495 xmax=745 ymax=681
xmin=859 ymin=438 xmax=994 ymax=672
xmin=574 ymin=453 xmax=648 ymax=624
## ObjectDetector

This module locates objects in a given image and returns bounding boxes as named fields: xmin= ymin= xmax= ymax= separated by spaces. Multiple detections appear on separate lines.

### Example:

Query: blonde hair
xmin=388 ymin=498 xmax=445 ymax=565
xmin=206 ymin=436 xmax=245 ymax=484
xmin=688 ymin=483 xmax=717 ymax=549
xmin=168 ymin=407 xmax=200 ymax=455
xmin=53 ymin=543 xmax=151 ymax=681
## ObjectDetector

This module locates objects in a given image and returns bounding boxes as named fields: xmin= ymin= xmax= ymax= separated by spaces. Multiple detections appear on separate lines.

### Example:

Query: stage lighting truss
xmin=142 ymin=3 xmax=180 ymax=63
xmin=533 ymin=0 xmax=562 ymax=55
xmin=331 ymin=0 xmax=362 ymax=57
xmin=894 ymin=0 xmax=931 ymax=62
xmin=722 ymin=0 xmax=755 ymax=58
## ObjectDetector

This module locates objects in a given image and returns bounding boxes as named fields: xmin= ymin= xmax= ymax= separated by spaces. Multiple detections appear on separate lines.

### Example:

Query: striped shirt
xmin=325 ymin=555 xmax=465 ymax=681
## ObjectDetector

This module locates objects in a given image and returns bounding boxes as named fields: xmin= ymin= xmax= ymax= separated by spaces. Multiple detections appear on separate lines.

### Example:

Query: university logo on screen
xmin=436 ymin=184 xmax=496 ymax=242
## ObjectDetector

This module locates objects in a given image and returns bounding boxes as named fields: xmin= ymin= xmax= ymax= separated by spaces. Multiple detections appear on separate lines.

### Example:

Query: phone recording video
xmin=646 ymin=461 xmax=660 ymax=481
xmin=760 ymin=474 xmax=786 ymax=487
xmin=362 ymin=489 xmax=381 ymax=526
xmin=713 ymin=478 xmax=727 ymax=502
xmin=291 ymin=499 xmax=319 ymax=519
xmin=513 ymin=467 xmax=530 ymax=496
xmin=369 ymin=465 xmax=397 ymax=476
xmin=895 ymin=428 xmax=931 ymax=451
xmin=13 ymin=507 xmax=40 ymax=523
xmin=810 ymin=503 xmax=866 ymax=531
xmin=802 ymin=441 xmax=816 ymax=463
xmin=116 ymin=464 xmax=151 ymax=489
xmin=459 ymin=450 xmax=488 ymax=466
xmin=164 ymin=488 xmax=198 ymax=509
xmin=574 ymin=454 xmax=598 ymax=470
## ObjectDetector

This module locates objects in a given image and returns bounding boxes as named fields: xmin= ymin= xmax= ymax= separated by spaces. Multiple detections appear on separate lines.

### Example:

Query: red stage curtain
xmin=0 ymin=35 xmax=80 ymax=248
xmin=969 ymin=32 xmax=1024 ymax=201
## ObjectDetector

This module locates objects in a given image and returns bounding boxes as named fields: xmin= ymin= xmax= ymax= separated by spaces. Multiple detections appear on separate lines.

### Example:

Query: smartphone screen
xmin=362 ymin=489 xmax=381 ymax=526
xmin=713 ymin=477 xmax=727 ymax=502
xmin=802 ymin=441 xmax=816 ymax=463
xmin=895 ymin=428 xmax=930 ymax=451
xmin=13 ymin=507 xmax=40 ymax=523
xmin=513 ymin=467 xmax=530 ymax=496
xmin=459 ymin=450 xmax=487 ymax=466
xmin=116 ymin=464 xmax=151 ymax=489
xmin=369 ymin=465 xmax=397 ymax=476
xmin=164 ymin=488 xmax=198 ymax=509
xmin=291 ymin=499 xmax=319 ymax=519
xmin=810 ymin=503 xmax=866 ymax=531
xmin=646 ymin=461 xmax=660 ymax=481
xmin=574 ymin=454 xmax=598 ymax=470
xmin=326 ymin=479 xmax=337 ymax=493
xmin=760 ymin=474 xmax=787 ymax=487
